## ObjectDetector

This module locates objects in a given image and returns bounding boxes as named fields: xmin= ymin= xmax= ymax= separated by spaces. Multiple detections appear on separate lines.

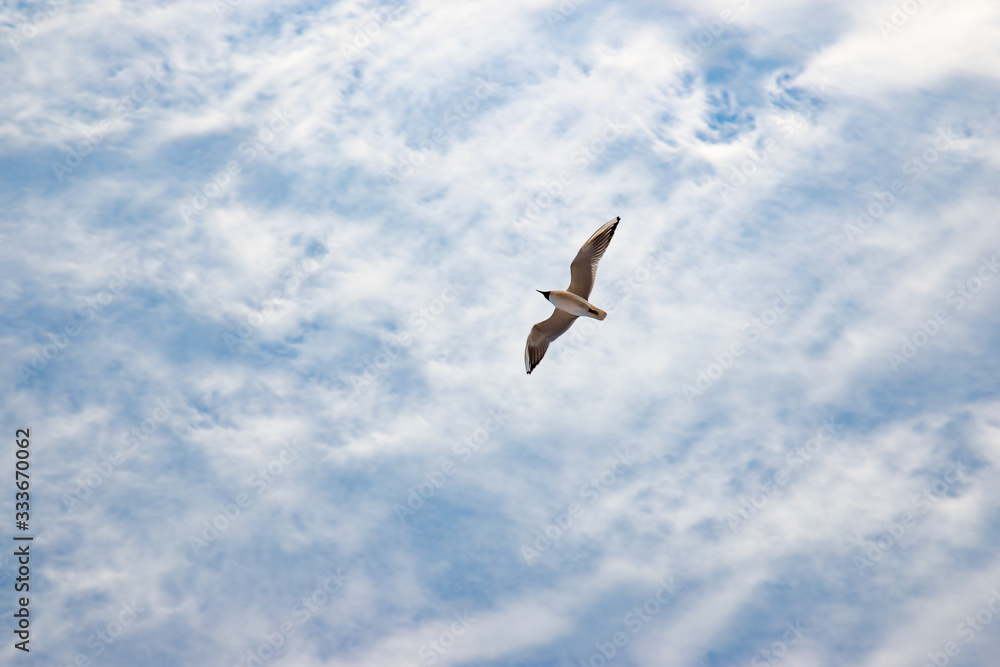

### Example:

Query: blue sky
xmin=2 ymin=1 xmax=1000 ymax=665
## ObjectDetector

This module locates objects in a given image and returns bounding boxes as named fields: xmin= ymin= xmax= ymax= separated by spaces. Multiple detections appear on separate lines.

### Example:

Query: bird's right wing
xmin=567 ymin=216 xmax=620 ymax=299
xmin=524 ymin=309 xmax=578 ymax=374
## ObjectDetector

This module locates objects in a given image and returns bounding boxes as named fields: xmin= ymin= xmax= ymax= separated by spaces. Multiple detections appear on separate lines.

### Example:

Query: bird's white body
xmin=545 ymin=290 xmax=606 ymax=320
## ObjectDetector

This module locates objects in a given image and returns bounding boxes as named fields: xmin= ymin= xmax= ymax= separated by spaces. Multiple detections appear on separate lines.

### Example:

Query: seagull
xmin=524 ymin=216 xmax=620 ymax=374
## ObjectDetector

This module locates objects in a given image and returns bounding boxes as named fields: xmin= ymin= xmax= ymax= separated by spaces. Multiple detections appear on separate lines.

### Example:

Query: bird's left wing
xmin=524 ymin=309 xmax=579 ymax=374
xmin=567 ymin=216 xmax=620 ymax=299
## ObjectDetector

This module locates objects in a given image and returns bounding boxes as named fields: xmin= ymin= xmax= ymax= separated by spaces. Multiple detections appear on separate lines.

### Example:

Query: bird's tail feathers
xmin=587 ymin=307 xmax=607 ymax=320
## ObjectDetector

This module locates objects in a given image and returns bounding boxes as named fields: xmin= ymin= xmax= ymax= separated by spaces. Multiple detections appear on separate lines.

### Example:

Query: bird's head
xmin=536 ymin=290 xmax=551 ymax=301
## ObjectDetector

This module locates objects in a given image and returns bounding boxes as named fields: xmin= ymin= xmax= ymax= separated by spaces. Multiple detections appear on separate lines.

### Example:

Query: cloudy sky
xmin=2 ymin=0 xmax=1000 ymax=665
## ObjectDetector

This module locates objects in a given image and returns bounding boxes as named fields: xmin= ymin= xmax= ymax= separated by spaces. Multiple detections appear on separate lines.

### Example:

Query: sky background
xmin=2 ymin=1 xmax=1000 ymax=665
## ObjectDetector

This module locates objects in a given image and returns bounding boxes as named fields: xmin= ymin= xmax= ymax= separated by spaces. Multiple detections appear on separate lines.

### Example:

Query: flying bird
xmin=524 ymin=216 xmax=620 ymax=374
